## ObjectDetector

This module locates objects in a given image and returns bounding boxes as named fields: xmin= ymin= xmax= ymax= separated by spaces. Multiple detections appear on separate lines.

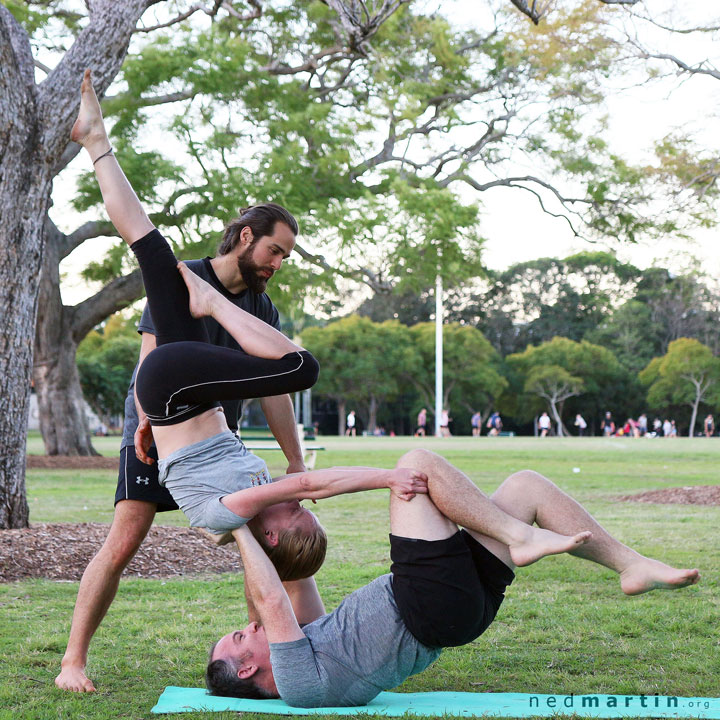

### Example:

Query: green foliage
xmin=465 ymin=252 xmax=641 ymax=356
xmin=524 ymin=363 xmax=584 ymax=400
xmin=640 ymin=338 xmax=720 ymax=415
xmin=76 ymin=314 xmax=140 ymax=421
xmin=409 ymin=322 xmax=507 ymax=414
xmin=302 ymin=316 xmax=418 ymax=428
xmin=506 ymin=336 xmax=623 ymax=423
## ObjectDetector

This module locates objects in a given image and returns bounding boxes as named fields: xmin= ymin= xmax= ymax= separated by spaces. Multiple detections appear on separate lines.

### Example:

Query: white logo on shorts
xmin=136 ymin=476 xmax=150 ymax=485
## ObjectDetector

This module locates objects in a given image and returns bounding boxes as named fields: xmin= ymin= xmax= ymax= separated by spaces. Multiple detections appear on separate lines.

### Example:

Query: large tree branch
xmin=70 ymin=269 xmax=144 ymax=342
xmin=103 ymin=90 xmax=198 ymax=115
xmin=61 ymin=220 xmax=119 ymax=260
xmin=38 ymin=0 xmax=155 ymax=161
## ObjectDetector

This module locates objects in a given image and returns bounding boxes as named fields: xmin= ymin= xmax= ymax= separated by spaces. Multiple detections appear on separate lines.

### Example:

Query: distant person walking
xmin=471 ymin=411 xmax=482 ymax=437
xmin=637 ymin=413 xmax=648 ymax=437
xmin=574 ymin=413 xmax=587 ymax=437
xmin=662 ymin=418 xmax=672 ymax=438
xmin=346 ymin=410 xmax=356 ymax=437
xmin=538 ymin=412 xmax=551 ymax=437
xmin=601 ymin=411 xmax=615 ymax=437
xmin=415 ymin=408 xmax=427 ymax=437
xmin=704 ymin=414 xmax=715 ymax=438
xmin=439 ymin=408 xmax=451 ymax=437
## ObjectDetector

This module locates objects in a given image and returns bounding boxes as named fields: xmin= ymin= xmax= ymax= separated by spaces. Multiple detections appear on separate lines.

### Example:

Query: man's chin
xmin=242 ymin=275 xmax=268 ymax=294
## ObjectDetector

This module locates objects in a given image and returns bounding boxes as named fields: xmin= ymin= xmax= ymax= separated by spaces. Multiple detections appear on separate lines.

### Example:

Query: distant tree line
xmin=76 ymin=252 xmax=720 ymax=438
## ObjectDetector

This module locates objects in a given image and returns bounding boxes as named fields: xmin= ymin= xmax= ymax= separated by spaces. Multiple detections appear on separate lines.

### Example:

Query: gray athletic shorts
xmin=157 ymin=431 xmax=273 ymax=533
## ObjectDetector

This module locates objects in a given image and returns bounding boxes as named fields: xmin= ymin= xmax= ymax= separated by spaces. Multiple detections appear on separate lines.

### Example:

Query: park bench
xmin=238 ymin=424 xmax=324 ymax=470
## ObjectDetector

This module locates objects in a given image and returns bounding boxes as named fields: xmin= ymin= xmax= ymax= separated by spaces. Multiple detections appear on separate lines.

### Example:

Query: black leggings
xmin=132 ymin=230 xmax=319 ymax=426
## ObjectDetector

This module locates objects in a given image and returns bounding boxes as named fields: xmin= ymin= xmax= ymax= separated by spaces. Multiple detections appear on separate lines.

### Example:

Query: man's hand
xmin=134 ymin=416 xmax=155 ymax=465
xmin=387 ymin=468 xmax=428 ymax=501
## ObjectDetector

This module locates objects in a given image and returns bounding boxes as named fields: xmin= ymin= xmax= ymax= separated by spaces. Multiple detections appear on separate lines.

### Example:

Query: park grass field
xmin=2 ymin=436 xmax=718 ymax=720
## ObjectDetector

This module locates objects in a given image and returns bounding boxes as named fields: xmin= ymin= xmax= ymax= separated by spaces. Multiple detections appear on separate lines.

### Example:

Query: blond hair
xmin=250 ymin=520 xmax=327 ymax=581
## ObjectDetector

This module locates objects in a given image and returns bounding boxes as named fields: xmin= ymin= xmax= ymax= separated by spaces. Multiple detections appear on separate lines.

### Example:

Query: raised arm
xmin=231 ymin=526 xmax=305 ymax=644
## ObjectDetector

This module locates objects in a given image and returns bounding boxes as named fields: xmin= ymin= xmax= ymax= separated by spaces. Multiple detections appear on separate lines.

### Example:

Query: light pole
xmin=435 ymin=273 xmax=443 ymax=437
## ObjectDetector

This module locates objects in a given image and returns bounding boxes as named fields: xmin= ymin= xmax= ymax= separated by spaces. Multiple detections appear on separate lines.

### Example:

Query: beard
xmin=237 ymin=245 xmax=273 ymax=294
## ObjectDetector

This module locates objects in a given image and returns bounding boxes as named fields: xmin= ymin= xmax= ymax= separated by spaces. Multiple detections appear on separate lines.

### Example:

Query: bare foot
xmin=178 ymin=262 xmax=221 ymax=318
xmin=70 ymin=69 xmax=110 ymax=156
xmin=55 ymin=664 xmax=96 ymax=693
xmin=620 ymin=559 xmax=700 ymax=596
xmin=509 ymin=527 xmax=592 ymax=567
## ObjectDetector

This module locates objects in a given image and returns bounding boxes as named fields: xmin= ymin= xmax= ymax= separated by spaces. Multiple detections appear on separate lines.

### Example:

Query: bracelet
xmin=92 ymin=147 xmax=114 ymax=165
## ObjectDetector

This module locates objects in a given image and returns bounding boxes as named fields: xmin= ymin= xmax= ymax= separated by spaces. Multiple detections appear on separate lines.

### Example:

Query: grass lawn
xmin=3 ymin=436 xmax=719 ymax=719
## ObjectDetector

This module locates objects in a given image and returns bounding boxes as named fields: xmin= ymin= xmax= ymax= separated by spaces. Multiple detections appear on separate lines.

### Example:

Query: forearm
xmin=244 ymin=580 xmax=261 ymax=624
xmin=232 ymin=526 xmax=287 ymax=607
xmin=260 ymin=394 xmax=304 ymax=470
xmin=297 ymin=466 xmax=392 ymax=500
xmin=283 ymin=576 xmax=325 ymax=625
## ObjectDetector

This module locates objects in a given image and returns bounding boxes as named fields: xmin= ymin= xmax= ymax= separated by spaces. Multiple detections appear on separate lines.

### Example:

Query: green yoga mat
xmin=151 ymin=687 xmax=720 ymax=717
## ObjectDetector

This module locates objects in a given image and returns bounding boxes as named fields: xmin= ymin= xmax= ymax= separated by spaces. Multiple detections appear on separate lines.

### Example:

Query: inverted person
xmin=70 ymin=70 xmax=429 ymax=582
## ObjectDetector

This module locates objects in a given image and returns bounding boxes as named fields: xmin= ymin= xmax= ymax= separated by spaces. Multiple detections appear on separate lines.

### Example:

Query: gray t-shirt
xmin=269 ymin=575 xmax=441 ymax=708
xmin=120 ymin=257 xmax=281 ymax=449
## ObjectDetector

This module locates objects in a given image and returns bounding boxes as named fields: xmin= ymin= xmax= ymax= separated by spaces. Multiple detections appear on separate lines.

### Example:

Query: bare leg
xmin=396 ymin=450 xmax=591 ymax=568
xmin=176 ymin=263 xmax=302 ymax=357
xmin=489 ymin=470 xmax=700 ymax=595
xmin=55 ymin=500 xmax=156 ymax=692
xmin=71 ymin=70 xmax=154 ymax=246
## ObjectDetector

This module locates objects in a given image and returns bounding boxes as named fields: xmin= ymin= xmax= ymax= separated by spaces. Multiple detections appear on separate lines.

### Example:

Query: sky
xmin=57 ymin=0 xmax=720 ymax=307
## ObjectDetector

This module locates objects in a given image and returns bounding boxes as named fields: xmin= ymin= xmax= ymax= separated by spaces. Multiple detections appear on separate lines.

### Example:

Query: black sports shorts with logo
xmin=115 ymin=445 xmax=179 ymax=512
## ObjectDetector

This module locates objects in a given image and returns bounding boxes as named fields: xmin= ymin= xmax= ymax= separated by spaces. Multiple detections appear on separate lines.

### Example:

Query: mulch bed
xmin=27 ymin=455 xmax=118 ymax=469
xmin=620 ymin=485 xmax=720 ymax=506
xmin=0 ymin=523 xmax=242 ymax=583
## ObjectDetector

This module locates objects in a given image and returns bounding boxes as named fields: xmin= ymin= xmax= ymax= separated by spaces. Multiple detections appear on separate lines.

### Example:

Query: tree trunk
xmin=688 ymin=396 xmax=700 ymax=439
xmin=549 ymin=400 xmax=565 ymax=437
xmin=0 ymin=12 xmax=47 ymax=528
xmin=0 ymin=0 xmax=156 ymax=527
xmin=368 ymin=395 xmax=378 ymax=434
xmin=337 ymin=399 xmax=347 ymax=435
xmin=33 ymin=227 xmax=97 ymax=455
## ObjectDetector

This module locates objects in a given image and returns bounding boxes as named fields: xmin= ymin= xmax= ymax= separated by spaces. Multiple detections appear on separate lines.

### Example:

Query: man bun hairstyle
xmin=250 ymin=520 xmax=327 ymax=582
xmin=218 ymin=203 xmax=299 ymax=256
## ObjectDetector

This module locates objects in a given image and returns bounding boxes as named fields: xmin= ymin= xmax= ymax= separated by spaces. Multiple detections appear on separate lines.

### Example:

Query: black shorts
xmin=115 ymin=446 xmax=179 ymax=513
xmin=390 ymin=530 xmax=514 ymax=649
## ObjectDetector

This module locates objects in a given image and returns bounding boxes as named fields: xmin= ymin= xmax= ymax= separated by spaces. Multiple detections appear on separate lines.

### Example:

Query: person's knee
xmin=396 ymin=448 xmax=438 ymax=472
xmin=97 ymin=502 xmax=155 ymax=571
xmin=502 ymin=469 xmax=548 ymax=493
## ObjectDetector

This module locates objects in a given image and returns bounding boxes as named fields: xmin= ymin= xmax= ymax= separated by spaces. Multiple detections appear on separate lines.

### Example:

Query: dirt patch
xmin=0 ymin=523 xmax=242 ymax=583
xmin=620 ymin=485 xmax=720 ymax=506
xmin=26 ymin=455 xmax=118 ymax=470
